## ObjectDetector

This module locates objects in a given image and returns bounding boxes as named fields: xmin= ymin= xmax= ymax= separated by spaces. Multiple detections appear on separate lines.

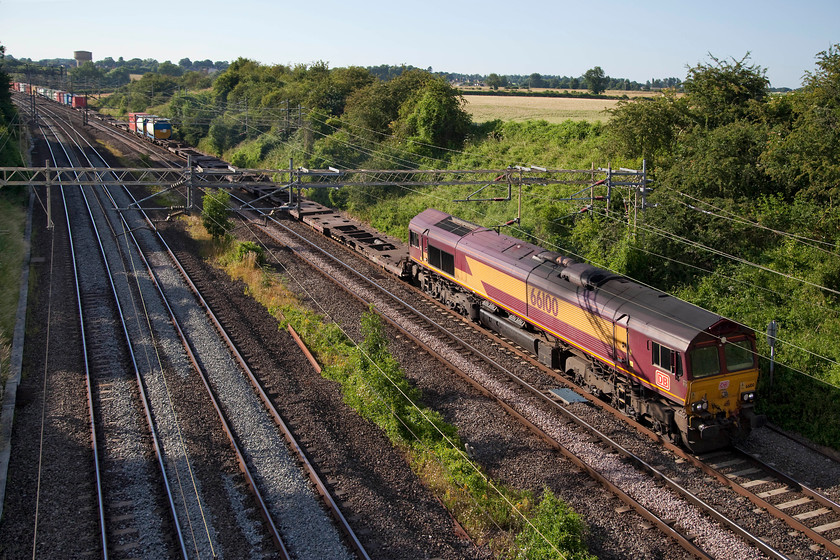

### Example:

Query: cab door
xmin=613 ymin=314 xmax=629 ymax=365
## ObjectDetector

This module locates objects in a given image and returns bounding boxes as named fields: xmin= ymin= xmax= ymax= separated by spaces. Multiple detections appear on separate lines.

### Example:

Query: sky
xmin=2 ymin=0 xmax=838 ymax=89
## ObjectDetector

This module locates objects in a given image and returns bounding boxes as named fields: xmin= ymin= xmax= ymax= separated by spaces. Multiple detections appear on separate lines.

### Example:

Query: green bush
xmin=233 ymin=241 xmax=265 ymax=266
xmin=201 ymin=188 xmax=232 ymax=242
xmin=514 ymin=490 xmax=593 ymax=560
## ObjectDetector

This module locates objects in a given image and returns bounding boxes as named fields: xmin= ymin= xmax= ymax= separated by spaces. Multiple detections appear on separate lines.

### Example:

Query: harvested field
xmin=463 ymin=94 xmax=621 ymax=123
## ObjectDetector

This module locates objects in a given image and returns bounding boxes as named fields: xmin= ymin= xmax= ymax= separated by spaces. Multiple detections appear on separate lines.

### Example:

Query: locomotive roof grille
xmin=435 ymin=216 xmax=477 ymax=237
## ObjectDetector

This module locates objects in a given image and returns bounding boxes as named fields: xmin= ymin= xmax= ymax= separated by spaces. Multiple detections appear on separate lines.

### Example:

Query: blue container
xmin=144 ymin=117 xmax=172 ymax=140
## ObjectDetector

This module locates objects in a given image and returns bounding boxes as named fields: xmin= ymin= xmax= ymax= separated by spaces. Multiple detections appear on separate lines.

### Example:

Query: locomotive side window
xmin=690 ymin=345 xmax=721 ymax=378
xmin=652 ymin=342 xmax=672 ymax=370
xmin=652 ymin=342 xmax=682 ymax=375
xmin=410 ymin=230 xmax=419 ymax=248
xmin=428 ymin=244 xmax=455 ymax=276
xmin=724 ymin=339 xmax=755 ymax=372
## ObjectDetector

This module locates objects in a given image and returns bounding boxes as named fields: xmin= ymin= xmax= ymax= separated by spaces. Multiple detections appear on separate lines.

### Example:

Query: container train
xmin=128 ymin=112 xmax=172 ymax=141
xmin=12 ymin=83 xmax=171 ymax=142
xmin=14 ymin=83 xmax=87 ymax=108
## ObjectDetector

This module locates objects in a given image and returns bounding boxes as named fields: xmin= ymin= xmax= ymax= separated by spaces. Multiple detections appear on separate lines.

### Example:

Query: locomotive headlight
xmin=741 ymin=391 xmax=756 ymax=403
xmin=691 ymin=400 xmax=708 ymax=413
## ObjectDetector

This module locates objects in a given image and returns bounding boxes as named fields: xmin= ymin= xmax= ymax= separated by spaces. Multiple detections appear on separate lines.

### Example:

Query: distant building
xmin=74 ymin=51 xmax=92 ymax=67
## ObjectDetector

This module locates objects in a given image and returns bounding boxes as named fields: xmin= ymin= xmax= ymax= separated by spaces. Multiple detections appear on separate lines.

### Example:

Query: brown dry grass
xmin=181 ymin=215 xmax=298 ymax=314
xmin=461 ymin=89 xmax=672 ymax=123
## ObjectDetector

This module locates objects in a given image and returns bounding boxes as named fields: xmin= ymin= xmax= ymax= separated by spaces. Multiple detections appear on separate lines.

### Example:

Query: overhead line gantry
xmin=1 ymin=161 xmax=649 ymax=225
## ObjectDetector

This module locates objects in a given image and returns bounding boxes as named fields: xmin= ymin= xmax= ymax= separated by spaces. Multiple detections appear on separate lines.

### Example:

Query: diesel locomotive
xmin=408 ymin=208 xmax=764 ymax=453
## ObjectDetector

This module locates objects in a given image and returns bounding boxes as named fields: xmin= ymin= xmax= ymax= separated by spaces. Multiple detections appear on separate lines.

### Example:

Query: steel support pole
xmin=45 ymin=160 xmax=53 ymax=230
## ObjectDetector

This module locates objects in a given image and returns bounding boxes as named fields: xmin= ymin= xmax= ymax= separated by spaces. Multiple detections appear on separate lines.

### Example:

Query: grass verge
xmin=0 ymin=190 xmax=28 ymax=393
xmin=182 ymin=214 xmax=594 ymax=559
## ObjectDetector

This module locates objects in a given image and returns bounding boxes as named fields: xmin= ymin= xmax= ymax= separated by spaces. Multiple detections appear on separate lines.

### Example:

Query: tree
xmin=343 ymin=80 xmax=397 ymax=137
xmin=659 ymin=119 xmax=771 ymax=199
xmin=486 ymin=73 xmax=502 ymax=89
xmin=528 ymin=73 xmax=545 ymax=88
xmin=607 ymin=90 xmax=690 ymax=165
xmin=208 ymin=113 xmax=245 ymax=153
xmin=201 ymin=189 xmax=232 ymax=242
xmin=683 ymin=53 xmax=769 ymax=128
xmin=194 ymin=59 xmax=214 ymax=72
xmin=0 ymin=43 xmax=15 ymax=124
xmin=104 ymin=67 xmax=130 ymax=87
xmin=394 ymin=77 xmax=472 ymax=153
xmin=583 ymin=66 xmax=608 ymax=94
xmin=69 ymin=61 xmax=104 ymax=85
xmin=169 ymin=91 xmax=214 ymax=145
xmin=181 ymin=71 xmax=212 ymax=90
xmin=157 ymin=60 xmax=183 ymax=77
xmin=761 ymin=44 xmax=840 ymax=202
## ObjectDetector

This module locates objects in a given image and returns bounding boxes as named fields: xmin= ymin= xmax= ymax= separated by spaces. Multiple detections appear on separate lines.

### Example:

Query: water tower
xmin=74 ymin=50 xmax=92 ymax=67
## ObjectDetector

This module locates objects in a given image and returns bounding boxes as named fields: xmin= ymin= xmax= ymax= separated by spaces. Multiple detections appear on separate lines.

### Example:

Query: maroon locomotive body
xmin=408 ymin=209 xmax=762 ymax=451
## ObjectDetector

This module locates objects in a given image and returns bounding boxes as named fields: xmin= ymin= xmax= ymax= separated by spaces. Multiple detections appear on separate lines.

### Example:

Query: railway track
xmin=227 ymin=208 xmax=750 ymax=558
xmin=36 ymin=107 xmax=186 ymax=558
xmin=8 ymin=97 xmax=364 ymax=559
xmin=73 ymin=110 xmax=365 ymax=558
xmin=697 ymin=447 xmax=840 ymax=556
xmin=20 ymin=92 xmax=840 ymax=558
xmin=231 ymin=197 xmax=840 ymax=559
xmin=65 ymin=99 xmax=369 ymax=556
xmin=4 ymin=133 xmax=103 ymax=557
xmin=153 ymin=222 xmax=487 ymax=559
xmin=125 ymin=197 xmax=369 ymax=560
xmin=15 ymin=95 xmax=489 ymax=558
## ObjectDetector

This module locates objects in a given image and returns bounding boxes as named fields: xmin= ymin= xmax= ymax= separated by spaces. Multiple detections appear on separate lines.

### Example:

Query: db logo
xmin=719 ymin=380 xmax=730 ymax=391
xmin=655 ymin=370 xmax=671 ymax=391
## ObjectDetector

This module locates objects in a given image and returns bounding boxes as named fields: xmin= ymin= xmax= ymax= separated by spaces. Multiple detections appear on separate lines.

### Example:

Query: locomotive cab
xmin=679 ymin=325 xmax=765 ymax=453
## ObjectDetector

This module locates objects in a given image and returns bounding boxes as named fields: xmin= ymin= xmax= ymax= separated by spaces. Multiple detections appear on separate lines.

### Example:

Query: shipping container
xmin=128 ymin=112 xmax=150 ymax=132
xmin=71 ymin=95 xmax=87 ymax=108
xmin=145 ymin=116 xmax=172 ymax=140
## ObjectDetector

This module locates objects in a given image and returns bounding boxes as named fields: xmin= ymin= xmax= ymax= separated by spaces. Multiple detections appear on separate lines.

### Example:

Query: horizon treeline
xmin=3 ymin=53 xmax=706 ymax=92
